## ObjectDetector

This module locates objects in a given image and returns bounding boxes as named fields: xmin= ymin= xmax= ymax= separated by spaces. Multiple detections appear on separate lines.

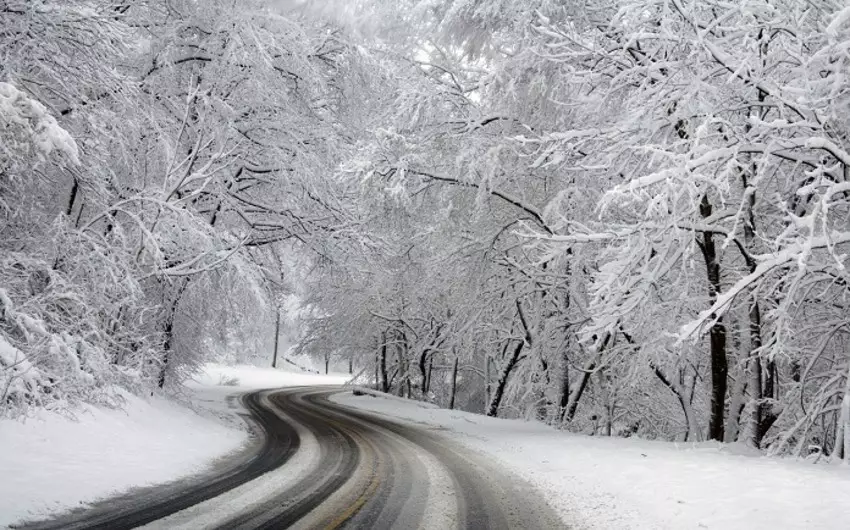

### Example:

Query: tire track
xmin=17 ymin=391 xmax=300 ymax=530
xmin=18 ymin=386 xmax=566 ymax=530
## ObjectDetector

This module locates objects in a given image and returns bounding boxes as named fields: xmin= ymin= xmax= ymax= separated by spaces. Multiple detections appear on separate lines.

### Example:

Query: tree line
xmin=4 ymin=0 xmax=850 ymax=462
xmin=297 ymin=0 xmax=850 ymax=460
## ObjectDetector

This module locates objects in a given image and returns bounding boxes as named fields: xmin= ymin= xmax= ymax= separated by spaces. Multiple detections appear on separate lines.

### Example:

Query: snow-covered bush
xmin=0 ymin=82 xmax=80 ymax=165
xmin=0 ymin=243 xmax=153 ymax=416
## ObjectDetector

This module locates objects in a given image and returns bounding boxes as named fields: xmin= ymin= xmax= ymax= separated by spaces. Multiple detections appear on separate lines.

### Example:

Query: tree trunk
xmin=699 ymin=194 xmax=728 ymax=442
xmin=66 ymin=177 xmax=79 ymax=217
xmin=752 ymin=303 xmax=778 ymax=446
xmin=396 ymin=330 xmax=407 ymax=397
xmin=449 ymin=356 xmax=459 ymax=410
xmin=599 ymin=370 xmax=614 ymax=436
xmin=157 ymin=314 xmax=175 ymax=389
xmin=653 ymin=364 xmax=702 ymax=441
xmin=272 ymin=308 xmax=281 ymax=368
xmin=486 ymin=340 xmax=524 ymax=417
xmin=745 ymin=301 xmax=778 ymax=447
xmin=418 ymin=347 xmax=428 ymax=398
xmin=379 ymin=331 xmax=389 ymax=393
xmin=157 ymin=279 xmax=190 ymax=389
xmin=740 ymin=80 xmax=778 ymax=447
xmin=425 ymin=356 xmax=433 ymax=395
xmin=564 ymin=334 xmax=610 ymax=423
xmin=558 ymin=350 xmax=571 ymax=421
xmin=835 ymin=363 xmax=850 ymax=461
xmin=726 ymin=364 xmax=748 ymax=443
xmin=484 ymin=354 xmax=492 ymax=413
xmin=563 ymin=361 xmax=594 ymax=423
xmin=374 ymin=353 xmax=379 ymax=390
xmin=487 ymin=299 xmax=534 ymax=417
xmin=740 ymin=189 xmax=777 ymax=447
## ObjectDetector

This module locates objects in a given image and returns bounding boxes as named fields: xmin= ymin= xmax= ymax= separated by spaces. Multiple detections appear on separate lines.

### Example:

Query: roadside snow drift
xmin=332 ymin=390 xmax=850 ymax=530
xmin=0 ymin=363 xmax=348 ymax=528
xmin=0 ymin=390 xmax=245 ymax=527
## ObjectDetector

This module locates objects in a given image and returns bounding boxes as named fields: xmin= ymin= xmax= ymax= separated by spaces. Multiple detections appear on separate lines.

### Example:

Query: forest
xmin=3 ymin=0 xmax=850 ymax=461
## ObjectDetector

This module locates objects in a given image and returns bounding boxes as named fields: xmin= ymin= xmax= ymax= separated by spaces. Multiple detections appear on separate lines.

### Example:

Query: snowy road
xmin=19 ymin=387 xmax=563 ymax=529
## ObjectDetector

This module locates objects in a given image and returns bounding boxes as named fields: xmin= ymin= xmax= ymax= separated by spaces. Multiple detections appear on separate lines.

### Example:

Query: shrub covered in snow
xmin=0 ymin=249 xmax=154 ymax=416
xmin=0 ymin=82 xmax=80 ymax=166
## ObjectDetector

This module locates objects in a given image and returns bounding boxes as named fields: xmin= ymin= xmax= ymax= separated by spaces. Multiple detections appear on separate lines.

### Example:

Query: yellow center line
xmin=322 ymin=420 xmax=385 ymax=530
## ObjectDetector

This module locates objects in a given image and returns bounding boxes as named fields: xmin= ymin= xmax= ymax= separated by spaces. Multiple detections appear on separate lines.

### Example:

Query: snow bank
xmin=333 ymin=390 xmax=850 ymax=530
xmin=0 ymin=362 xmax=348 ymax=527
xmin=0 ymin=390 xmax=246 ymax=527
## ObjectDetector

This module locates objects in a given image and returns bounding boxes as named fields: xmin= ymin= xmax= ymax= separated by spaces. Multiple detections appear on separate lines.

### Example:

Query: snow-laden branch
xmin=406 ymin=169 xmax=553 ymax=235
xmin=680 ymin=231 xmax=850 ymax=341
xmin=141 ymin=237 xmax=249 ymax=280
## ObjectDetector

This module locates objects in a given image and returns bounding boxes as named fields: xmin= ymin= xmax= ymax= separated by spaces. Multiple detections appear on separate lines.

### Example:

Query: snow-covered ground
xmin=6 ymin=362 xmax=844 ymax=530
xmin=0 ymin=389 xmax=244 ymax=528
xmin=0 ymin=363 xmax=348 ymax=528
xmin=332 ymin=389 xmax=850 ymax=530
xmin=189 ymin=362 xmax=349 ymax=390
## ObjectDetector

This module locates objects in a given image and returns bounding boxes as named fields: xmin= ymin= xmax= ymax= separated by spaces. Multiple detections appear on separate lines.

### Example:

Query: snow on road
xmin=332 ymin=389 xmax=850 ymax=530
xmin=0 ymin=363 xmax=348 ymax=528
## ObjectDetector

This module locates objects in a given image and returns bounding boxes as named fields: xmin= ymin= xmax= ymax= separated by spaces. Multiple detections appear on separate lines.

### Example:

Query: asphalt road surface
xmin=18 ymin=387 xmax=565 ymax=529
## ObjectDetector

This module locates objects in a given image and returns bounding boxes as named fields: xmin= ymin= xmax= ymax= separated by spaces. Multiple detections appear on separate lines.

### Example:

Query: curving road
xmin=18 ymin=387 xmax=565 ymax=530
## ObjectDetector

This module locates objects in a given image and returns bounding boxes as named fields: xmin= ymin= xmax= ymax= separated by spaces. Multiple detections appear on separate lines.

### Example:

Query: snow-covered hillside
xmin=0 ymin=364 xmax=348 ymax=527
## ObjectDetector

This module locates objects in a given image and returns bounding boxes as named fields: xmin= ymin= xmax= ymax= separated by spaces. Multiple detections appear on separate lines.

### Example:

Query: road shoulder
xmin=331 ymin=389 xmax=850 ymax=530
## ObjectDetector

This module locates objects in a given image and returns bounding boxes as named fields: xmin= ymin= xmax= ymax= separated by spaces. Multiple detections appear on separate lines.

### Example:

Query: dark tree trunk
xmin=486 ymin=340 xmax=524 ymax=417
xmin=484 ymin=354 xmax=492 ymax=411
xmin=418 ymin=348 xmax=428 ymax=397
xmin=66 ymin=177 xmax=79 ymax=217
xmin=158 ymin=315 xmax=174 ymax=389
xmin=426 ymin=357 xmax=433 ymax=395
xmin=449 ymin=356 xmax=459 ymax=410
xmin=558 ymin=354 xmax=570 ymax=420
xmin=157 ymin=279 xmax=190 ymax=389
xmin=707 ymin=321 xmax=728 ymax=441
xmin=564 ymin=333 xmax=611 ymax=423
xmin=379 ymin=331 xmax=389 ymax=393
xmin=272 ymin=308 xmax=281 ymax=368
xmin=749 ymin=301 xmax=771 ymax=445
xmin=755 ymin=349 xmax=779 ymax=444
xmin=486 ymin=301 xmax=532 ymax=417
xmin=564 ymin=360 xmax=595 ymax=423
xmin=699 ymin=194 xmax=728 ymax=442
xmin=396 ymin=330 xmax=407 ymax=397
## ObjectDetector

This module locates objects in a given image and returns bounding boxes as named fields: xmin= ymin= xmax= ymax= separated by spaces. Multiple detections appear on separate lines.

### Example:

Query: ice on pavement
xmin=332 ymin=389 xmax=850 ymax=530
